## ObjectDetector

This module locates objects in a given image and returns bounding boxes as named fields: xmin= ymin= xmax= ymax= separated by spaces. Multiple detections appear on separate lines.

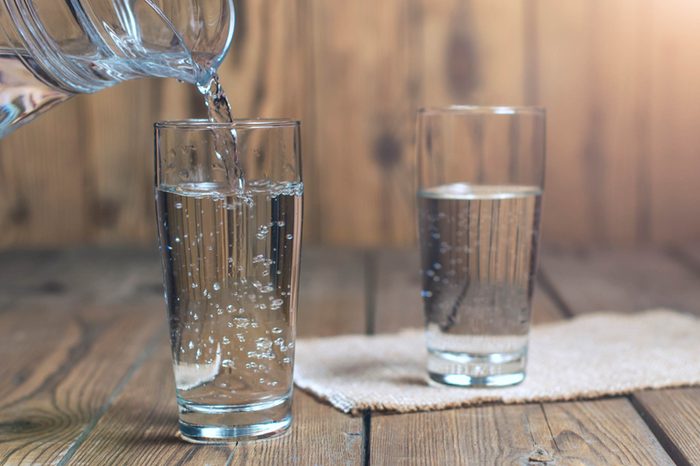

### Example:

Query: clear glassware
xmin=0 ymin=1 xmax=234 ymax=136
xmin=155 ymin=119 xmax=303 ymax=442
xmin=416 ymin=106 xmax=546 ymax=387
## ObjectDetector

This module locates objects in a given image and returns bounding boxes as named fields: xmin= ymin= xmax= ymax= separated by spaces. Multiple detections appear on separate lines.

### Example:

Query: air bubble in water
xmin=213 ymin=282 xmax=221 ymax=291
xmin=234 ymin=318 xmax=250 ymax=328
xmin=256 ymin=225 xmax=269 ymax=240
xmin=256 ymin=338 xmax=272 ymax=351
xmin=270 ymin=299 xmax=284 ymax=310
xmin=175 ymin=202 xmax=183 ymax=209
xmin=272 ymin=327 xmax=283 ymax=334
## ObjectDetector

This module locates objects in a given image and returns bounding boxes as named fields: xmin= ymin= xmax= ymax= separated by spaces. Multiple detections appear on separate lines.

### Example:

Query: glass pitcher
xmin=0 ymin=0 xmax=235 ymax=137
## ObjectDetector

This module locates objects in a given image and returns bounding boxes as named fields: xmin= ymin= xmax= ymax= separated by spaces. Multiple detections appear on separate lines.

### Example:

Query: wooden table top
xmin=1 ymin=246 xmax=700 ymax=465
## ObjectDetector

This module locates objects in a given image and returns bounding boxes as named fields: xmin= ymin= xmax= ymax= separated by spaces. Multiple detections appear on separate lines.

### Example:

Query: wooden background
xmin=0 ymin=0 xmax=698 ymax=249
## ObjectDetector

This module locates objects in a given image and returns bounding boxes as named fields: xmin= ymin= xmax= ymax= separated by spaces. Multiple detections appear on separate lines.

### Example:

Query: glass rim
xmin=418 ymin=105 xmax=545 ymax=116
xmin=155 ymin=118 xmax=301 ymax=130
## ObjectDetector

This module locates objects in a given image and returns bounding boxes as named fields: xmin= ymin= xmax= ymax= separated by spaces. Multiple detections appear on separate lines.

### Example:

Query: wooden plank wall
xmin=0 ymin=0 xmax=699 ymax=249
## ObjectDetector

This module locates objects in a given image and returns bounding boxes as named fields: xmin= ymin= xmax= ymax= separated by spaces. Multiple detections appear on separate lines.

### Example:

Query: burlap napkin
xmin=294 ymin=310 xmax=700 ymax=414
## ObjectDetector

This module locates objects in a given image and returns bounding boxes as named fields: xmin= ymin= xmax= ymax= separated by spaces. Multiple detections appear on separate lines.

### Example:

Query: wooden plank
xmin=370 ymin=249 xmax=673 ymax=465
xmin=419 ymin=0 xmax=527 ymax=106
xmin=372 ymin=399 xmax=672 ymax=466
xmin=541 ymin=249 xmax=700 ymax=314
xmin=0 ymin=303 xmax=163 ymax=465
xmin=540 ymin=399 xmax=673 ymax=465
xmin=0 ymin=247 xmax=162 ymax=313
xmin=0 ymin=248 xmax=162 ymax=408
xmin=542 ymin=248 xmax=700 ymax=464
xmin=309 ymin=0 xmax=420 ymax=247
xmin=217 ymin=0 xmax=318 ymax=243
xmin=648 ymin=0 xmax=700 ymax=243
xmin=633 ymin=388 xmax=700 ymax=465
xmin=372 ymin=404 xmax=559 ymax=465
xmin=0 ymin=97 xmax=86 ymax=248
xmin=82 ymin=80 xmax=162 ymax=244
xmin=0 ymin=248 xmax=166 ymax=464
xmin=66 ymin=248 xmax=365 ymax=464
xmin=535 ymin=0 xmax=650 ymax=245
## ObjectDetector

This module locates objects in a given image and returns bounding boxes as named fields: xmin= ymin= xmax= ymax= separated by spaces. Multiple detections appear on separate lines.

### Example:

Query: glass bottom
xmin=177 ymin=394 xmax=292 ymax=443
xmin=427 ymin=347 xmax=527 ymax=387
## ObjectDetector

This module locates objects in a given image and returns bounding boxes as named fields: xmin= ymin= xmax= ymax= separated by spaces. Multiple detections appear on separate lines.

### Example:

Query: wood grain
xmin=217 ymin=0 xmax=318 ymax=242
xmin=371 ymin=404 xmax=560 ymax=465
xmin=648 ymin=0 xmax=700 ymax=243
xmin=541 ymin=248 xmax=700 ymax=465
xmin=309 ymin=0 xmax=419 ymax=246
xmin=369 ymin=249 xmax=673 ymax=465
xmin=65 ymin=248 xmax=365 ymax=465
xmin=535 ymin=0 xmax=651 ymax=245
xmin=0 ymin=304 xmax=162 ymax=465
xmin=541 ymin=249 xmax=700 ymax=314
xmin=540 ymin=399 xmax=673 ymax=465
xmin=67 ymin=344 xmax=363 ymax=466
xmin=82 ymin=80 xmax=162 ymax=244
xmin=0 ymin=98 xmax=86 ymax=248
xmin=633 ymin=388 xmax=700 ymax=465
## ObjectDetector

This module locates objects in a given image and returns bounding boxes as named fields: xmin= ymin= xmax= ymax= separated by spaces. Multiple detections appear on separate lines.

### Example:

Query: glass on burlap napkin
xmin=294 ymin=310 xmax=700 ymax=414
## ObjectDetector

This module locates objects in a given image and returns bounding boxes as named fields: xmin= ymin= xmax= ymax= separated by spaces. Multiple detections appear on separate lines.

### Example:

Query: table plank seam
xmin=362 ymin=410 xmax=371 ymax=466
xmin=668 ymin=246 xmax=700 ymax=278
xmin=628 ymin=395 xmax=693 ymax=466
xmin=535 ymin=267 xmax=570 ymax=460
xmin=56 ymin=326 xmax=165 ymax=466
xmin=364 ymin=251 xmax=377 ymax=466
xmin=223 ymin=449 xmax=236 ymax=466
xmin=364 ymin=251 xmax=377 ymax=336
xmin=538 ymin=403 xmax=562 ymax=454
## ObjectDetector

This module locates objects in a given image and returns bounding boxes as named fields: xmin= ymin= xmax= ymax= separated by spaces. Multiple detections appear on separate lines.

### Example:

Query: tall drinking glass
xmin=416 ymin=106 xmax=545 ymax=387
xmin=155 ymin=120 xmax=303 ymax=442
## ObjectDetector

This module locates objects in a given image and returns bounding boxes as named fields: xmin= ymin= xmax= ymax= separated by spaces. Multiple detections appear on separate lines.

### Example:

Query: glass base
xmin=177 ymin=395 xmax=292 ymax=443
xmin=427 ymin=347 xmax=527 ymax=387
